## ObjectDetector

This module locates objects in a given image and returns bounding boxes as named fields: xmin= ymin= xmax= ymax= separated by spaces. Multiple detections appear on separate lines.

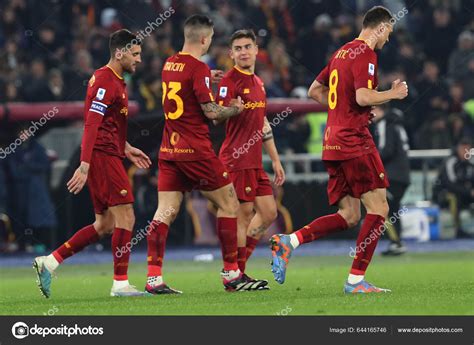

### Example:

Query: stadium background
xmin=0 ymin=0 xmax=473 ymax=253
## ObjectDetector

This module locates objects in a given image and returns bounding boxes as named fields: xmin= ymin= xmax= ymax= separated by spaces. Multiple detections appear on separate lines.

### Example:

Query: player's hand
xmin=67 ymin=162 xmax=89 ymax=195
xmin=368 ymin=108 xmax=376 ymax=124
xmin=211 ymin=70 xmax=224 ymax=84
xmin=391 ymin=79 xmax=408 ymax=100
xmin=272 ymin=160 xmax=286 ymax=186
xmin=125 ymin=146 xmax=152 ymax=169
xmin=229 ymin=96 xmax=245 ymax=114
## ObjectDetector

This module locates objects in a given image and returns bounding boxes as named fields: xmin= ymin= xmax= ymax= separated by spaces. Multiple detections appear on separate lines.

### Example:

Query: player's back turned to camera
xmin=270 ymin=6 xmax=409 ymax=294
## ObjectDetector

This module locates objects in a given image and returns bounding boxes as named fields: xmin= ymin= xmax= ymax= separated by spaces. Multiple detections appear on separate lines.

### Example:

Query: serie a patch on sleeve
xmin=89 ymin=100 xmax=108 ymax=116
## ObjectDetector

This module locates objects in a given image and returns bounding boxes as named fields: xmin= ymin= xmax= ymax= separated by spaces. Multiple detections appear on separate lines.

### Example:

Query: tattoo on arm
xmin=201 ymin=102 xmax=239 ymax=121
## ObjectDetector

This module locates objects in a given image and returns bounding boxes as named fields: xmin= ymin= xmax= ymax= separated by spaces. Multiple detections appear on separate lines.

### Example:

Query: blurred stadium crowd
xmin=1 ymin=0 xmax=473 ymax=147
xmin=0 ymin=0 xmax=473 ymax=251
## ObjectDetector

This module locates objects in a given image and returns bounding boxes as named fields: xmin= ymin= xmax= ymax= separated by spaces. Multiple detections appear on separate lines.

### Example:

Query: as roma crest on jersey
xmin=89 ymin=75 xmax=95 ymax=87
xmin=120 ymin=107 xmax=128 ymax=116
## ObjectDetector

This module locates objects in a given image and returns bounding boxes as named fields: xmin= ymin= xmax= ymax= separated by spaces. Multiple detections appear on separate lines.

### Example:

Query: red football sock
xmin=245 ymin=236 xmax=259 ymax=261
xmin=52 ymin=224 xmax=100 ymax=263
xmin=112 ymin=228 xmax=133 ymax=281
xmin=147 ymin=221 xmax=169 ymax=277
xmin=295 ymin=213 xmax=349 ymax=244
xmin=350 ymin=214 xmax=385 ymax=275
xmin=237 ymin=247 xmax=247 ymax=273
xmin=217 ymin=217 xmax=238 ymax=271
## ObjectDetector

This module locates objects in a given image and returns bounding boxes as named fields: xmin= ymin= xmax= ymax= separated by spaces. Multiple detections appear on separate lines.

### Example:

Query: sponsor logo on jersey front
xmin=243 ymin=101 xmax=265 ymax=109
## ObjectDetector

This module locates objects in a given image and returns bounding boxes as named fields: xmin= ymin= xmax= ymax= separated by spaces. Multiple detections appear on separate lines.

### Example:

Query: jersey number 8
xmin=162 ymin=81 xmax=184 ymax=120
xmin=328 ymin=69 xmax=338 ymax=110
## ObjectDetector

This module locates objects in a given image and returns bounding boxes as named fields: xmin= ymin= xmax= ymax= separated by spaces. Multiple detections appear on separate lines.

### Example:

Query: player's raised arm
xmin=355 ymin=79 xmax=408 ymax=107
xmin=201 ymin=97 xmax=244 ymax=121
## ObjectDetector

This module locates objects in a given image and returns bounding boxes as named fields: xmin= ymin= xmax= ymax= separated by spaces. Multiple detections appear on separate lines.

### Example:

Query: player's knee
xmin=339 ymin=211 xmax=360 ymax=228
xmin=220 ymin=198 xmax=239 ymax=217
xmin=261 ymin=206 xmax=277 ymax=227
xmin=378 ymin=201 xmax=390 ymax=219
xmin=93 ymin=220 xmax=114 ymax=236
xmin=116 ymin=206 xmax=135 ymax=229
xmin=240 ymin=209 xmax=254 ymax=227
xmin=155 ymin=204 xmax=180 ymax=225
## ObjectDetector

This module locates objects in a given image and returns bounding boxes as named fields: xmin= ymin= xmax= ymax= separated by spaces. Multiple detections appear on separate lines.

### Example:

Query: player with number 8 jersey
xmin=270 ymin=6 xmax=409 ymax=294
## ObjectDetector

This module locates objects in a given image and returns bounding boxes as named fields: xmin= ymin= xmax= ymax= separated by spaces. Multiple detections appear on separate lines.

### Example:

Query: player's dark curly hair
xmin=109 ymin=29 xmax=140 ymax=54
xmin=362 ymin=6 xmax=393 ymax=28
xmin=229 ymin=29 xmax=257 ymax=46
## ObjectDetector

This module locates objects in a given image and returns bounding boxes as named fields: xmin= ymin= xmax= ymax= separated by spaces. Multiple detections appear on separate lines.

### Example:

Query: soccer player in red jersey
xmin=34 ymin=30 xmax=152 ymax=297
xmin=145 ymin=15 xmax=253 ymax=293
xmin=271 ymin=6 xmax=408 ymax=293
xmin=215 ymin=29 xmax=285 ymax=289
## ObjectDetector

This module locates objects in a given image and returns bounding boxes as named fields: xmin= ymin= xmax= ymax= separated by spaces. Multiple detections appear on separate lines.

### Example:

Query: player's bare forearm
xmin=262 ymin=117 xmax=278 ymax=162
xmin=355 ymin=88 xmax=393 ymax=106
xmin=308 ymin=80 xmax=329 ymax=105
xmin=262 ymin=120 xmax=285 ymax=186
xmin=79 ymin=161 xmax=90 ymax=173
xmin=356 ymin=81 xmax=408 ymax=107
xmin=201 ymin=102 xmax=240 ymax=121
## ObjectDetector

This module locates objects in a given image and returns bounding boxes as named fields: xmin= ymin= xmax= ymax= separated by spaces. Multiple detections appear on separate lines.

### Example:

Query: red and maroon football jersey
xmin=159 ymin=52 xmax=215 ymax=161
xmin=216 ymin=67 xmax=266 ymax=171
xmin=83 ymin=65 xmax=128 ymax=158
xmin=316 ymin=39 xmax=378 ymax=161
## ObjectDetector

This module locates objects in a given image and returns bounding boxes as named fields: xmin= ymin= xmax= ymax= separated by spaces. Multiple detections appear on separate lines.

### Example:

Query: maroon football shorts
xmin=229 ymin=168 xmax=273 ymax=202
xmin=158 ymin=156 xmax=231 ymax=192
xmin=324 ymin=151 xmax=389 ymax=206
xmin=87 ymin=150 xmax=134 ymax=214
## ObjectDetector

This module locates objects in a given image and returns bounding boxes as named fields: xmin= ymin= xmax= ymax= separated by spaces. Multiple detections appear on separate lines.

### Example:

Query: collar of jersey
xmin=106 ymin=65 xmax=124 ymax=80
xmin=233 ymin=66 xmax=253 ymax=76
xmin=355 ymin=37 xmax=374 ymax=50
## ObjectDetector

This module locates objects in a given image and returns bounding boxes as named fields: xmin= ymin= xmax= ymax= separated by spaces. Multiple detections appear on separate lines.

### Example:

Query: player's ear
xmin=114 ymin=48 xmax=123 ymax=61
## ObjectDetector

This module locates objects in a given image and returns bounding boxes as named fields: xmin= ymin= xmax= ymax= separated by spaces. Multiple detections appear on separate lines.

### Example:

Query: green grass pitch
xmin=1 ymin=252 xmax=473 ymax=315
